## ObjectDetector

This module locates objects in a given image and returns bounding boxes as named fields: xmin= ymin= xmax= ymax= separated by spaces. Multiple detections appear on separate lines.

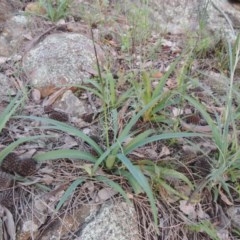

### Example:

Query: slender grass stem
xmin=90 ymin=27 xmax=110 ymax=148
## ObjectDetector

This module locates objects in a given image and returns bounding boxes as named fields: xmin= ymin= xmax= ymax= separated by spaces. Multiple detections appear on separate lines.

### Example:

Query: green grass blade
xmin=125 ymin=132 xmax=206 ymax=154
xmin=124 ymin=129 xmax=154 ymax=153
xmin=156 ymin=178 xmax=187 ymax=199
xmin=118 ymin=95 xmax=162 ymax=141
xmin=96 ymin=175 xmax=131 ymax=204
xmin=56 ymin=178 xmax=85 ymax=211
xmin=15 ymin=116 xmax=103 ymax=155
xmin=117 ymin=89 xmax=133 ymax=106
xmin=93 ymin=142 xmax=121 ymax=172
xmin=189 ymin=221 xmax=220 ymax=240
xmin=73 ymin=84 xmax=103 ymax=99
xmin=34 ymin=149 xmax=97 ymax=163
xmin=95 ymin=124 xmax=204 ymax=173
xmin=143 ymin=164 xmax=193 ymax=189
xmin=183 ymin=95 xmax=221 ymax=148
xmin=0 ymin=135 xmax=48 ymax=163
xmin=142 ymin=72 xmax=152 ymax=104
xmin=151 ymin=91 xmax=173 ymax=115
xmin=93 ymin=131 xmax=137 ymax=172
xmin=152 ymin=54 xmax=181 ymax=98
xmin=107 ymin=73 xmax=116 ymax=107
xmin=81 ymin=79 xmax=102 ymax=92
xmin=160 ymin=167 xmax=193 ymax=189
xmin=0 ymin=92 xmax=25 ymax=132
xmin=114 ymin=169 xmax=143 ymax=194
xmin=117 ymin=153 xmax=158 ymax=225
xmin=111 ymin=109 xmax=119 ymax=142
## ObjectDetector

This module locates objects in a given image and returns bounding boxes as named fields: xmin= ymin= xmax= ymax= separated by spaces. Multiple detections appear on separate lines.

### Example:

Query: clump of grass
xmin=132 ymin=55 xmax=182 ymax=123
xmin=39 ymin=0 xmax=70 ymax=22
xmin=119 ymin=1 xmax=151 ymax=53
xmin=19 ymin=97 xmax=204 ymax=228
xmin=184 ymin=34 xmax=240 ymax=208
xmin=14 ymin=19 xmax=210 ymax=233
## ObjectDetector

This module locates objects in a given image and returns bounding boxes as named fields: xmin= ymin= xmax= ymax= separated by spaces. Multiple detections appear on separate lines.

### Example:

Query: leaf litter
xmin=0 ymin=0 xmax=239 ymax=239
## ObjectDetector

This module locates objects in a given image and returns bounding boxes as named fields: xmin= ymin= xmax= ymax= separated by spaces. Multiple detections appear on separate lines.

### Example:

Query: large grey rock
xmin=77 ymin=201 xmax=140 ymax=240
xmin=151 ymin=0 xmax=239 ymax=40
xmin=0 ymin=15 xmax=29 ymax=57
xmin=22 ymin=33 xmax=105 ymax=88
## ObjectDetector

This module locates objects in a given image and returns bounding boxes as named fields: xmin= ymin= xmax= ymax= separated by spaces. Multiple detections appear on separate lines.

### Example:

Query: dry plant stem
xmin=227 ymin=39 xmax=240 ymax=114
xmin=90 ymin=27 xmax=110 ymax=148
xmin=225 ymin=39 xmax=240 ymax=147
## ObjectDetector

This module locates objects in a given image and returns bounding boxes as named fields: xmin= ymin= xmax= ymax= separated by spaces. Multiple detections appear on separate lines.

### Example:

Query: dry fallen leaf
xmin=41 ymin=175 xmax=54 ymax=185
xmin=97 ymin=187 xmax=117 ymax=202
xmin=219 ymin=189 xmax=233 ymax=206
xmin=172 ymin=107 xmax=184 ymax=117
xmin=39 ymin=167 xmax=53 ymax=174
xmin=159 ymin=145 xmax=170 ymax=157
xmin=196 ymin=204 xmax=210 ymax=220
xmin=38 ymin=85 xmax=58 ymax=99
xmin=82 ymin=181 xmax=95 ymax=195
xmin=129 ymin=151 xmax=145 ymax=158
xmin=152 ymin=72 xmax=163 ymax=78
xmin=166 ymin=78 xmax=177 ymax=89
xmin=42 ymin=87 xmax=69 ymax=104
xmin=60 ymin=136 xmax=78 ymax=149
xmin=179 ymin=200 xmax=197 ymax=220
xmin=145 ymin=148 xmax=159 ymax=159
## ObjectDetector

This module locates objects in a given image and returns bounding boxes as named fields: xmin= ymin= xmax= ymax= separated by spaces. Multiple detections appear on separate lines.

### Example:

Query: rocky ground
xmin=1 ymin=0 xmax=240 ymax=239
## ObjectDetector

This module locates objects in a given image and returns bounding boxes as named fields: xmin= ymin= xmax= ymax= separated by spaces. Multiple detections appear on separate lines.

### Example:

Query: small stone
xmin=53 ymin=90 xmax=87 ymax=118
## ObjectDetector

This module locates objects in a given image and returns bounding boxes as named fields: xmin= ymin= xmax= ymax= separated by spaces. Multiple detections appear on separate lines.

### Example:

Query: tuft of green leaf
xmin=117 ymin=153 xmax=158 ymax=225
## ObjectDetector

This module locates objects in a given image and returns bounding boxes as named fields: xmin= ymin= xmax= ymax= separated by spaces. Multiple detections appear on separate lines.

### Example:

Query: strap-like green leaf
xmin=15 ymin=116 xmax=103 ymax=156
xmin=0 ymin=135 xmax=49 ymax=163
xmin=34 ymin=149 xmax=97 ymax=163
xmin=96 ymin=175 xmax=131 ymax=204
xmin=0 ymin=92 xmax=26 ymax=132
xmin=117 ymin=153 xmax=158 ymax=225
xmin=115 ymin=169 xmax=143 ymax=194
xmin=56 ymin=178 xmax=85 ymax=211
xmin=125 ymin=132 xmax=206 ymax=154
